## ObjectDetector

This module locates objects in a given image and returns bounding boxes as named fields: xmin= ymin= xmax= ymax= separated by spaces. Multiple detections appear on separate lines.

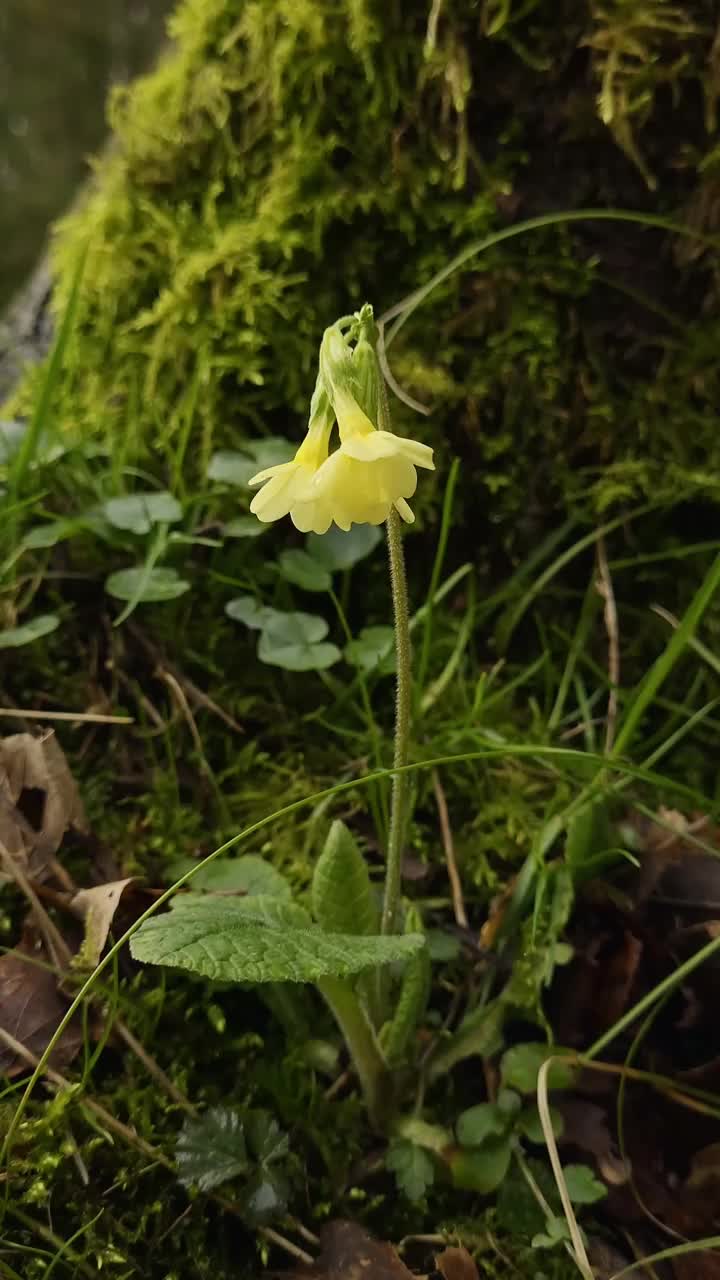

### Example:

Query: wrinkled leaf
xmin=0 ymin=615 xmax=60 ymax=649
xmin=130 ymin=898 xmax=424 ymax=984
xmin=344 ymin=625 xmax=395 ymax=673
xmin=312 ymin=820 xmax=378 ymax=935
xmin=307 ymin=524 xmax=382 ymax=570
xmin=103 ymin=491 xmax=182 ymax=534
xmin=71 ymin=878 xmax=137 ymax=969
xmin=105 ymin=566 xmax=190 ymax=604
xmin=386 ymin=1140 xmax=435 ymax=1202
xmin=258 ymin=610 xmax=341 ymax=671
xmin=176 ymin=1106 xmax=248 ymax=1191
xmin=278 ymin=549 xmax=332 ymax=593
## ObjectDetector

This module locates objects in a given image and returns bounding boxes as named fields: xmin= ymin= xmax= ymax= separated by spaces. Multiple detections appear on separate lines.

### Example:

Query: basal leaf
xmin=176 ymin=1106 xmax=248 ymax=1191
xmin=307 ymin=524 xmax=382 ymax=570
xmin=500 ymin=1043 xmax=576 ymax=1094
xmin=456 ymin=1101 xmax=514 ymax=1148
xmin=344 ymin=625 xmax=395 ymax=673
xmin=563 ymin=1163 xmax=607 ymax=1205
xmin=258 ymin=610 xmax=341 ymax=671
xmin=311 ymin=820 xmax=378 ymax=935
xmin=105 ymin=567 xmax=190 ymax=603
xmin=449 ymin=1135 xmax=513 ymax=1194
xmin=130 ymin=901 xmax=424 ymax=984
xmin=0 ymin=614 xmax=60 ymax=648
xmin=103 ymin=491 xmax=182 ymax=534
xmin=225 ymin=595 xmax=279 ymax=630
xmin=168 ymin=894 xmax=309 ymax=929
xmin=224 ymin=516 xmax=266 ymax=539
xmin=167 ymin=854 xmax=292 ymax=899
xmin=278 ymin=549 xmax=332 ymax=593
xmin=207 ymin=450 xmax=258 ymax=486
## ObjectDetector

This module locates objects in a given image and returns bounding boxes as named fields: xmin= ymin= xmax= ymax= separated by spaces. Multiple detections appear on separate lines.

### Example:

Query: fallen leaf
xmin=435 ymin=1246 xmax=479 ymax=1280
xmin=0 ymin=731 xmax=87 ymax=878
xmin=0 ymin=934 xmax=82 ymax=1076
xmin=71 ymin=878 xmax=138 ymax=969
xmin=284 ymin=1221 xmax=416 ymax=1280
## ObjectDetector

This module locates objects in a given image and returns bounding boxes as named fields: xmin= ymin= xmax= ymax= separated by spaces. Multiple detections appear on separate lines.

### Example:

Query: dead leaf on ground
xmin=0 ymin=933 xmax=82 ymax=1075
xmin=71 ymin=878 xmax=138 ymax=969
xmin=435 ymin=1246 xmax=478 ymax=1280
xmin=283 ymin=1221 xmax=417 ymax=1280
xmin=0 ymin=731 xmax=87 ymax=879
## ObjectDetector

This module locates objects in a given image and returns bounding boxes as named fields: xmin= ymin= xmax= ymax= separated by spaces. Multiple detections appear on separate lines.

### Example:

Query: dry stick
xmin=596 ymin=533 xmax=619 ymax=754
xmin=0 ymin=1025 xmax=315 ymax=1267
xmin=431 ymin=768 xmax=468 ymax=929
xmin=113 ymin=1021 xmax=195 ymax=1111
xmin=0 ymin=708 xmax=134 ymax=724
xmin=537 ymin=1058 xmax=594 ymax=1280
xmin=0 ymin=841 xmax=72 ymax=970
xmin=128 ymin=623 xmax=243 ymax=734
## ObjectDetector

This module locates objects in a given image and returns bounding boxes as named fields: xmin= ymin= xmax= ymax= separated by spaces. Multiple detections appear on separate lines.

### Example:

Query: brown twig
xmin=0 ymin=840 xmax=72 ymax=970
xmin=431 ymin=768 xmax=468 ymax=929
xmin=113 ymin=1020 xmax=195 ymax=1111
xmin=0 ymin=707 xmax=133 ymax=724
xmin=596 ymin=532 xmax=620 ymax=754
xmin=128 ymin=623 xmax=243 ymax=734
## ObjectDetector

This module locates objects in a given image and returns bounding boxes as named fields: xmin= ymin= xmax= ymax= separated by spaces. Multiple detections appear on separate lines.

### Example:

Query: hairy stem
xmin=381 ymin=507 xmax=412 ymax=937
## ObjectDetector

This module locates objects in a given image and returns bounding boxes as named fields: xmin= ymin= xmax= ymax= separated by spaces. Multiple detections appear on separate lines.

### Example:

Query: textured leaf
xmin=105 ymin=567 xmax=189 ymax=603
xmin=278 ymin=549 xmax=332 ymax=592
xmin=386 ymin=1140 xmax=435 ymax=1202
xmin=307 ymin=523 xmax=382 ymax=570
xmin=176 ymin=1107 xmax=247 ymax=1191
xmin=225 ymin=595 xmax=279 ymax=630
xmin=258 ymin=611 xmax=341 ymax=671
xmin=311 ymin=820 xmax=378 ymax=935
xmin=131 ymin=899 xmax=424 ymax=984
xmin=167 ymin=854 xmax=292 ymax=899
xmin=168 ymin=894 xmax=309 ymax=928
xmin=0 ymin=615 xmax=60 ymax=648
xmin=344 ymin=625 xmax=395 ymax=673
xmin=103 ymin=491 xmax=182 ymax=534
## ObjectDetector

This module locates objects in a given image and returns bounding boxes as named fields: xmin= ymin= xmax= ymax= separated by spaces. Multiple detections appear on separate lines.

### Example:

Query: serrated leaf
xmin=449 ymin=1135 xmax=512 ymax=1193
xmin=563 ymin=1163 xmax=607 ymax=1205
xmin=167 ymin=854 xmax=292 ymax=899
xmin=105 ymin=567 xmax=189 ymax=603
xmin=176 ymin=1107 xmax=248 ymax=1191
xmin=311 ymin=820 xmax=378 ymax=935
xmin=278 ymin=549 xmax=332 ymax=593
xmin=344 ymin=626 xmax=396 ymax=673
xmin=131 ymin=900 xmax=424 ymax=984
xmin=207 ymin=450 xmax=258 ymax=486
xmin=245 ymin=1110 xmax=289 ymax=1165
xmin=225 ymin=596 xmax=279 ymax=630
xmin=0 ymin=615 xmax=60 ymax=649
xmin=224 ymin=516 xmax=266 ymax=539
xmin=258 ymin=611 xmax=341 ymax=671
xmin=456 ymin=1102 xmax=513 ymax=1148
xmin=500 ymin=1043 xmax=576 ymax=1094
xmin=307 ymin=524 xmax=382 ymax=570
xmin=103 ymin=491 xmax=182 ymax=534
xmin=386 ymin=1140 xmax=435 ymax=1202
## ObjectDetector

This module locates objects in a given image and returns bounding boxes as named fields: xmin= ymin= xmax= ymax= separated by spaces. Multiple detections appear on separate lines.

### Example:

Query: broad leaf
xmin=278 ymin=549 xmax=332 ymax=593
xmin=130 ymin=899 xmax=424 ymax=984
xmin=307 ymin=524 xmax=382 ymax=570
xmin=456 ymin=1099 xmax=516 ymax=1148
xmin=207 ymin=450 xmax=258 ymax=486
xmin=168 ymin=894 xmax=309 ymax=928
xmin=23 ymin=519 xmax=80 ymax=549
xmin=311 ymin=820 xmax=378 ymax=935
xmin=224 ymin=516 xmax=266 ymax=539
xmin=167 ymin=854 xmax=291 ymax=899
xmin=563 ymin=1164 xmax=607 ymax=1205
xmin=258 ymin=610 xmax=341 ymax=671
xmin=176 ymin=1107 xmax=248 ymax=1191
xmin=517 ymin=1103 xmax=564 ymax=1144
xmin=103 ymin=491 xmax=182 ymax=534
xmin=344 ymin=625 xmax=395 ymax=673
xmin=105 ymin=567 xmax=190 ymax=603
xmin=449 ymin=1135 xmax=513 ymax=1194
xmin=0 ymin=615 xmax=60 ymax=648
xmin=386 ymin=1140 xmax=435 ymax=1202
xmin=225 ymin=596 xmax=280 ymax=630
xmin=500 ymin=1043 xmax=576 ymax=1094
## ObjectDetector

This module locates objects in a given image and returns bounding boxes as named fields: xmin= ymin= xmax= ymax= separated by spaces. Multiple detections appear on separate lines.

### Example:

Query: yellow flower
xmin=248 ymin=385 xmax=334 ymax=532
xmin=300 ymin=388 xmax=434 ymax=529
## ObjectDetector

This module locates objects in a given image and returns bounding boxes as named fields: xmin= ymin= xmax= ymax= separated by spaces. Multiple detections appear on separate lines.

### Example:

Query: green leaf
xmin=311 ymin=820 xmax=378 ymax=935
xmin=176 ymin=1107 xmax=248 ymax=1191
xmin=386 ymin=1140 xmax=435 ymax=1202
xmin=517 ymin=1104 xmax=564 ymax=1144
xmin=167 ymin=855 xmax=292 ymax=898
xmin=224 ymin=516 xmax=266 ymax=539
xmin=225 ymin=595 xmax=279 ymax=630
xmin=247 ymin=437 xmax=294 ymax=469
xmin=243 ymin=1169 xmax=289 ymax=1224
xmin=23 ymin=519 xmax=80 ymax=549
xmin=207 ymin=450 xmax=258 ymax=486
xmin=130 ymin=899 xmax=425 ymax=984
xmin=168 ymin=894 xmax=309 ymax=929
xmin=563 ymin=1164 xmax=607 ymax=1205
xmin=0 ymin=615 xmax=60 ymax=649
xmin=103 ymin=491 xmax=182 ymax=534
xmin=500 ymin=1043 xmax=576 ymax=1094
xmin=258 ymin=611 xmax=341 ymax=671
xmin=566 ymin=798 xmax=612 ymax=870
xmin=456 ymin=1101 xmax=514 ymax=1148
xmin=105 ymin=566 xmax=190 ymax=604
xmin=532 ymin=1216 xmax=572 ymax=1250
xmin=278 ymin=549 xmax=332 ymax=593
xmin=245 ymin=1110 xmax=289 ymax=1166
xmin=383 ymin=905 xmax=430 ymax=1068
xmin=344 ymin=626 xmax=395 ymax=673
xmin=307 ymin=524 xmax=382 ymax=570
xmin=449 ymin=1135 xmax=512 ymax=1193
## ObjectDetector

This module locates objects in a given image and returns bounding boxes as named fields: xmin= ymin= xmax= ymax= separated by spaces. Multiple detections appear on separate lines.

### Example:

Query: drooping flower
xmin=249 ymin=381 xmax=335 ymax=532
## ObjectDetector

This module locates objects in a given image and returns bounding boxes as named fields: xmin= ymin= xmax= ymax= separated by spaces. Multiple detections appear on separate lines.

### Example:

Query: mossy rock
xmin=11 ymin=0 xmax=720 ymax=547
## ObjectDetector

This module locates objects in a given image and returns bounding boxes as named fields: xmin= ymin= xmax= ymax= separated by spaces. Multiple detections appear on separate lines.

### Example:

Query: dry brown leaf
xmin=0 ymin=934 xmax=82 ymax=1076
xmin=71 ymin=878 xmax=138 ymax=969
xmin=283 ymin=1221 xmax=417 ymax=1280
xmin=0 ymin=731 xmax=87 ymax=878
xmin=435 ymin=1246 xmax=479 ymax=1280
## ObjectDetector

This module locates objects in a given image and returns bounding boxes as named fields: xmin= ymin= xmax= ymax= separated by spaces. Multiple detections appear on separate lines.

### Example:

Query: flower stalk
xmin=380 ymin=506 xmax=413 ymax=938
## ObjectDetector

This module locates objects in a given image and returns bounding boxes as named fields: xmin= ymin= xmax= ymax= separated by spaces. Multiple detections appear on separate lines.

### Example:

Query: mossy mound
xmin=16 ymin=0 xmax=719 ymax=545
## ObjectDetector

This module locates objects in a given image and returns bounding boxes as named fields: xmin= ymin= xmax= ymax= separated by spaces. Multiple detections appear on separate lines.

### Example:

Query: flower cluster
xmin=249 ymin=312 xmax=434 ymax=533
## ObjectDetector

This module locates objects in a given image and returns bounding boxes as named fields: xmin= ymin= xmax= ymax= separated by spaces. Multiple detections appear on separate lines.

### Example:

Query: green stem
xmin=381 ymin=508 xmax=412 ymax=937
xmin=317 ymin=976 xmax=390 ymax=1131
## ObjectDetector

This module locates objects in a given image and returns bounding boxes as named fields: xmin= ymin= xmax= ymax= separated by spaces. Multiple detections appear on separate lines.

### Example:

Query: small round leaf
xmin=105 ymin=567 xmax=190 ymax=603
